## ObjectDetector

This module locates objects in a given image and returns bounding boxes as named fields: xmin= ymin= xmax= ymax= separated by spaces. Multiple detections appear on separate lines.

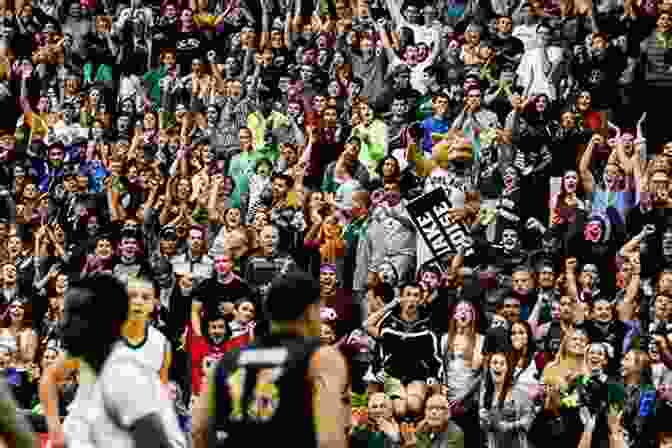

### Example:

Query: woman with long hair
xmin=440 ymin=300 xmax=484 ymax=447
xmin=0 ymin=300 xmax=37 ymax=369
xmin=509 ymin=321 xmax=541 ymax=409
xmin=549 ymin=169 xmax=587 ymax=226
xmin=543 ymin=326 xmax=589 ymax=388
xmin=480 ymin=350 xmax=535 ymax=448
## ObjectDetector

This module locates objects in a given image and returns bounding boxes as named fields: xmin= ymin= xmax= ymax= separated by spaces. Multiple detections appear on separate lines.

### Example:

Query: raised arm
xmin=579 ymin=134 xmax=599 ymax=195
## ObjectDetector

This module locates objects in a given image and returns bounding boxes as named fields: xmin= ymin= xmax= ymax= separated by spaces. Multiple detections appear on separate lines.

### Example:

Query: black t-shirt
xmin=175 ymin=31 xmax=204 ymax=74
xmin=193 ymin=277 xmax=254 ymax=325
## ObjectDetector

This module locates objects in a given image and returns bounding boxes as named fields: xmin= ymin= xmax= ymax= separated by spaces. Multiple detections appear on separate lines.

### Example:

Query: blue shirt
xmin=422 ymin=116 xmax=452 ymax=155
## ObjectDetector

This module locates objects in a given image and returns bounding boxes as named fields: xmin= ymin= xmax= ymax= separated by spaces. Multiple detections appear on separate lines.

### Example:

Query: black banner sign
xmin=406 ymin=188 xmax=475 ymax=264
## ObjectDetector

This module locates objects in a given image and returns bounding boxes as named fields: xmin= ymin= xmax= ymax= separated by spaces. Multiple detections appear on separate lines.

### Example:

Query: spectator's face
xmin=7 ymin=236 xmax=21 ymax=258
xmin=300 ymin=65 xmax=314 ymax=83
xmin=221 ymin=209 xmax=240 ymax=230
xmin=400 ymin=286 xmax=422 ymax=315
xmin=656 ymin=295 xmax=669 ymax=320
xmin=563 ymin=170 xmax=578 ymax=192
xmin=343 ymin=142 xmax=360 ymax=166
xmin=117 ymin=116 xmax=130 ymax=134
xmin=368 ymin=393 xmax=391 ymax=421
xmin=320 ymin=271 xmax=337 ymax=294
xmin=189 ymin=229 xmax=204 ymax=253
xmin=560 ymin=112 xmax=575 ymax=129
xmin=535 ymin=95 xmax=548 ymax=113
xmin=489 ymin=353 xmax=508 ymax=383
xmin=658 ymin=13 xmax=672 ymax=33
xmin=234 ymin=300 xmax=255 ymax=323
xmin=37 ymin=95 xmax=49 ymax=112
xmin=176 ymin=179 xmax=190 ymax=201
xmin=280 ymin=145 xmax=298 ymax=166
xmin=5 ymin=301 xmax=19 ymax=322
xmin=53 ymin=225 xmax=65 ymax=243
xmin=208 ymin=318 xmax=227 ymax=344
xmin=2 ymin=264 xmax=15 ymax=284
xmin=96 ymin=239 xmax=113 ymax=259
xmin=501 ymin=229 xmax=519 ymax=251
xmin=587 ymin=344 xmax=607 ymax=369
xmin=41 ymin=348 xmax=59 ymax=371
xmin=310 ymin=95 xmax=325 ymax=114
xmin=577 ymin=92 xmax=591 ymax=111
xmin=23 ymin=183 xmax=37 ymax=201
xmin=56 ymin=274 xmax=68 ymax=295
xmin=424 ymin=395 xmax=449 ymax=427
xmin=511 ymin=322 xmax=528 ymax=351
xmin=502 ymin=298 xmax=521 ymax=322
xmin=181 ymin=8 xmax=193 ymax=23
xmin=592 ymin=300 xmax=612 ymax=322
xmin=162 ymin=52 xmax=176 ymax=68
xmin=496 ymin=17 xmax=513 ymax=34
xmin=286 ymin=103 xmax=301 ymax=120
xmin=239 ymin=129 xmax=252 ymax=149
xmin=434 ymin=96 xmax=449 ymax=116
xmin=323 ymin=108 xmax=338 ymax=127
xmin=120 ymin=238 xmax=138 ymax=258
xmin=272 ymin=178 xmax=290 ymax=201
xmin=538 ymin=269 xmax=555 ymax=289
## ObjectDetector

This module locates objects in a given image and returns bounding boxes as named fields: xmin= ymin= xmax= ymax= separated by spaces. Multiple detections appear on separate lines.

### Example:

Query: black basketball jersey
xmin=212 ymin=335 xmax=322 ymax=448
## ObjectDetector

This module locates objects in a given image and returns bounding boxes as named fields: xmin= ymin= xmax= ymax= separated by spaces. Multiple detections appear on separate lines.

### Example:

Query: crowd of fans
xmin=0 ymin=0 xmax=671 ymax=446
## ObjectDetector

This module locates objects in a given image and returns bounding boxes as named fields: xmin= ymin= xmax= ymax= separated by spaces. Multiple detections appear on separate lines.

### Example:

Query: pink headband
xmin=320 ymin=264 xmax=337 ymax=273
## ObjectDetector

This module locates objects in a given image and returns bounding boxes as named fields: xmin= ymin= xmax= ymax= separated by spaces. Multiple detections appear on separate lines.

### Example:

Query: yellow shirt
xmin=247 ymin=111 xmax=289 ymax=151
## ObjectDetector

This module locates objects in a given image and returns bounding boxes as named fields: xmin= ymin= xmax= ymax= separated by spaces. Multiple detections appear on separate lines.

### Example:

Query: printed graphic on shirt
xmin=227 ymin=366 xmax=283 ymax=422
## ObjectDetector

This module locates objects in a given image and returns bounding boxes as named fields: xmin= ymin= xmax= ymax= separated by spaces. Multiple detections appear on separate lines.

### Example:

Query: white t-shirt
xmin=65 ymin=344 xmax=185 ymax=448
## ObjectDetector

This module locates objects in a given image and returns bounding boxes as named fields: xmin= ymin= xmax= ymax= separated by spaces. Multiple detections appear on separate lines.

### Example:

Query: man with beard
xmin=191 ymin=310 xmax=229 ymax=397
xmin=573 ymin=32 xmax=625 ymax=116
xmin=319 ymin=264 xmax=362 ymax=338
xmin=32 ymin=142 xmax=65 ymax=193
xmin=268 ymin=174 xmax=305 ymax=254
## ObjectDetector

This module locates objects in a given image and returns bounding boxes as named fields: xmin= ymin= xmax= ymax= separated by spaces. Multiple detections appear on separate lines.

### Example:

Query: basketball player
xmin=192 ymin=270 xmax=348 ymax=448
xmin=40 ymin=274 xmax=175 ymax=448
